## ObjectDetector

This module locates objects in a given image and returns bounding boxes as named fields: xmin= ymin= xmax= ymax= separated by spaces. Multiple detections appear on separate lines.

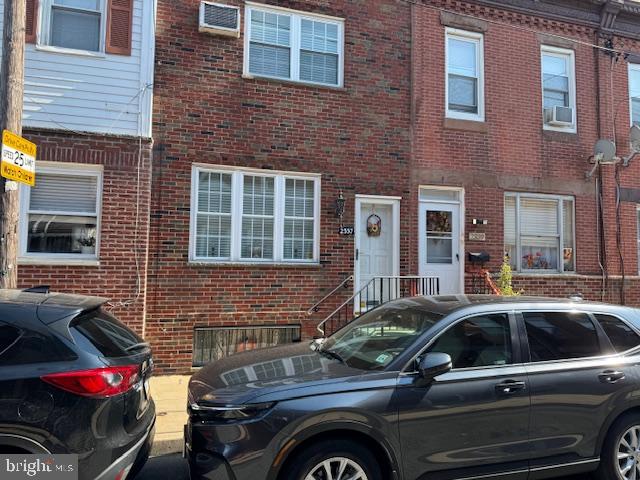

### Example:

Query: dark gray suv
xmin=186 ymin=295 xmax=640 ymax=480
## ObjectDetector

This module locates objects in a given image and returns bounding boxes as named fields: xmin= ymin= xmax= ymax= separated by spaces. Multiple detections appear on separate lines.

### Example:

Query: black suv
xmin=0 ymin=289 xmax=155 ymax=480
xmin=187 ymin=295 xmax=640 ymax=480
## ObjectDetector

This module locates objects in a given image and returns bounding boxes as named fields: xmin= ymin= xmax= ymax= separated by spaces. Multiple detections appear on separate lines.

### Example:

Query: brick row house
xmin=7 ymin=0 xmax=156 ymax=333
xmin=9 ymin=0 xmax=640 ymax=373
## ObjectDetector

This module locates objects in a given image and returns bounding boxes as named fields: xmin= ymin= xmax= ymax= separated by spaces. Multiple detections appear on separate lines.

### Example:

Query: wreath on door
xmin=367 ymin=214 xmax=382 ymax=237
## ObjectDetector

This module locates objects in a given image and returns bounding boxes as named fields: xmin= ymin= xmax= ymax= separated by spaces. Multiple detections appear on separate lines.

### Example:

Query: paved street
xmin=132 ymin=453 xmax=593 ymax=480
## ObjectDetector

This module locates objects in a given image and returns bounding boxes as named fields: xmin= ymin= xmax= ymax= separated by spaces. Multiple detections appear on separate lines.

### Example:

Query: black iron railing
xmin=316 ymin=276 xmax=440 ymax=337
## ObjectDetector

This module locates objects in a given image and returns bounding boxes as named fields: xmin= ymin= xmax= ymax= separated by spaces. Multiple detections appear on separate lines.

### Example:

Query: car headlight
xmin=189 ymin=401 xmax=276 ymax=421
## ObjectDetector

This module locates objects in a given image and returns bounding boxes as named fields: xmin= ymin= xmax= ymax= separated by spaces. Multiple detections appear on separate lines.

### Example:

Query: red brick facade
xmin=16 ymin=0 xmax=640 ymax=374
xmin=17 ymin=129 xmax=153 ymax=335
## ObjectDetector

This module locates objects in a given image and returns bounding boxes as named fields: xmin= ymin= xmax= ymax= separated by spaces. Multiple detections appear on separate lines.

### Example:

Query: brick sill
xmin=443 ymin=118 xmax=488 ymax=133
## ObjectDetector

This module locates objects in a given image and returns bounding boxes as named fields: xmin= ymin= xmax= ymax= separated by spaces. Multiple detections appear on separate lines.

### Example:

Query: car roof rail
xmin=568 ymin=292 xmax=584 ymax=301
xmin=22 ymin=286 xmax=51 ymax=294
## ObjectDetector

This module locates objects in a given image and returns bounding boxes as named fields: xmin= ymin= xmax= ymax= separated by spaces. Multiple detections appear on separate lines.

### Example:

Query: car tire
xmin=595 ymin=412 xmax=640 ymax=480
xmin=282 ymin=438 xmax=382 ymax=480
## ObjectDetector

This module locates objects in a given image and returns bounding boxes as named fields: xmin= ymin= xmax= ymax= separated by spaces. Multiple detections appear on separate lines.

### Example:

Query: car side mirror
xmin=418 ymin=352 xmax=452 ymax=382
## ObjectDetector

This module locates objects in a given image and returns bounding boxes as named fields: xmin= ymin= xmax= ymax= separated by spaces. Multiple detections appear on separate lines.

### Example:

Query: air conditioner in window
xmin=199 ymin=1 xmax=240 ymax=38
xmin=544 ymin=105 xmax=574 ymax=127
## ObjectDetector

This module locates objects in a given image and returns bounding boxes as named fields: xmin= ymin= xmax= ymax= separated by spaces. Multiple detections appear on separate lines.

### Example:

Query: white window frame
xmin=18 ymin=162 xmax=103 ymax=265
xmin=628 ymin=63 xmax=640 ymax=126
xmin=505 ymin=192 xmax=576 ymax=274
xmin=541 ymin=45 xmax=577 ymax=133
xmin=189 ymin=164 xmax=321 ymax=264
xmin=38 ymin=0 xmax=107 ymax=55
xmin=243 ymin=2 xmax=345 ymax=88
xmin=445 ymin=28 xmax=485 ymax=122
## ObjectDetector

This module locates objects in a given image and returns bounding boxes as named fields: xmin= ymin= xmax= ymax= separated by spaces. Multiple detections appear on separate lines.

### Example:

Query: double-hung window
xmin=19 ymin=163 xmax=102 ymax=262
xmin=445 ymin=28 xmax=484 ymax=121
xmin=244 ymin=3 xmax=344 ymax=87
xmin=190 ymin=166 xmax=320 ymax=263
xmin=504 ymin=193 xmax=575 ymax=273
xmin=541 ymin=46 xmax=576 ymax=131
xmin=42 ymin=0 xmax=104 ymax=52
xmin=629 ymin=64 xmax=640 ymax=126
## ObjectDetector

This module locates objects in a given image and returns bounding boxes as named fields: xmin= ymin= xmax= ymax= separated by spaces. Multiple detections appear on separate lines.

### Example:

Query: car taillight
xmin=41 ymin=366 xmax=140 ymax=398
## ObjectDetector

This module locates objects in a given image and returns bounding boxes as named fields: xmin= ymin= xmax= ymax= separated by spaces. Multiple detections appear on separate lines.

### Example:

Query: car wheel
xmin=596 ymin=413 xmax=640 ymax=480
xmin=283 ymin=438 xmax=382 ymax=480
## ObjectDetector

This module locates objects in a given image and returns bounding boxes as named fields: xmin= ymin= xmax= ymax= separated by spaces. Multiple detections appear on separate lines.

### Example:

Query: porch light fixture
xmin=335 ymin=191 xmax=346 ymax=221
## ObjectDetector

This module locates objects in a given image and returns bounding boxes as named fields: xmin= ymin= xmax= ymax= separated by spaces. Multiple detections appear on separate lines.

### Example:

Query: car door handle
xmin=495 ymin=380 xmax=526 ymax=395
xmin=599 ymin=370 xmax=626 ymax=384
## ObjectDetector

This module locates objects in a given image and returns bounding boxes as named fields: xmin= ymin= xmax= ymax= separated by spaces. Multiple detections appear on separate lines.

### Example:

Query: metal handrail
xmin=316 ymin=275 xmax=440 ymax=335
xmin=306 ymin=275 xmax=354 ymax=315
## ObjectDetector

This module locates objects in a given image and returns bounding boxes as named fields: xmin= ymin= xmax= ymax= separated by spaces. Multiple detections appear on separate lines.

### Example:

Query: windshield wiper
xmin=319 ymin=347 xmax=345 ymax=363
xmin=125 ymin=342 xmax=150 ymax=352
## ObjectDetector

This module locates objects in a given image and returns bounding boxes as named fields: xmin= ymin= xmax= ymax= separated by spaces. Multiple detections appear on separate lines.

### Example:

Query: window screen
xmin=523 ymin=311 xmax=601 ymax=362
xmin=26 ymin=171 xmax=100 ymax=256
xmin=595 ymin=314 xmax=640 ymax=353
xmin=50 ymin=0 xmax=102 ymax=52
xmin=428 ymin=314 xmax=512 ymax=369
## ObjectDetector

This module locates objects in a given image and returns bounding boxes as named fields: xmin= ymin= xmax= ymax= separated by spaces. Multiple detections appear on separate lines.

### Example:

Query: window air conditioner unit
xmin=544 ymin=105 xmax=573 ymax=127
xmin=199 ymin=1 xmax=240 ymax=38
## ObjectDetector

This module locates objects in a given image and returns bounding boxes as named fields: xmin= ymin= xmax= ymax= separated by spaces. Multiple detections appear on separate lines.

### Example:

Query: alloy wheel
xmin=304 ymin=457 xmax=368 ymax=480
xmin=617 ymin=426 xmax=640 ymax=480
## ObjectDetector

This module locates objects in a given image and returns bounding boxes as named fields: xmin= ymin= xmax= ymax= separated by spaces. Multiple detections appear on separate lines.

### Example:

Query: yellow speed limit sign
xmin=1 ymin=130 xmax=36 ymax=186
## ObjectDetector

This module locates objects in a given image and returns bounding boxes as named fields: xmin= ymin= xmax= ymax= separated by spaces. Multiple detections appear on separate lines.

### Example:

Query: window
xmin=192 ymin=325 xmax=302 ymax=367
xmin=0 ymin=323 xmax=21 ymax=358
xmin=629 ymin=64 xmax=640 ymax=126
xmin=428 ymin=314 xmax=512 ymax=369
xmin=244 ymin=3 xmax=344 ymax=87
xmin=541 ymin=46 xmax=576 ymax=131
xmin=504 ymin=193 xmax=575 ymax=273
xmin=20 ymin=164 xmax=102 ymax=262
xmin=523 ymin=311 xmax=601 ymax=362
xmin=70 ymin=309 xmax=145 ymax=358
xmin=42 ymin=0 xmax=104 ymax=52
xmin=595 ymin=314 xmax=640 ymax=353
xmin=445 ymin=28 xmax=484 ymax=121
xmin=190 ymin=166 xmax=320 ymax=263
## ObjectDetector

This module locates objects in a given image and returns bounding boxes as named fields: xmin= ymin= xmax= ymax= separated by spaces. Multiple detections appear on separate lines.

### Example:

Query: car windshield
xmin=319 ymin=300 xmax=444 ymax=370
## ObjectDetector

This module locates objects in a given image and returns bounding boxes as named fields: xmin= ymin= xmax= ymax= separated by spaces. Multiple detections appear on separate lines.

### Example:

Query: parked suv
xmin=0 ymin=289 xmax=155 ymax=480
xmin=187 ymin=295 xmax=640 ymax=480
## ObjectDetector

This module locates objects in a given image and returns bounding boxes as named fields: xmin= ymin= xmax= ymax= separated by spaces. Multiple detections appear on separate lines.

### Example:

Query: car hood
xmin=188 ymin=342 xmax=368 ymax=406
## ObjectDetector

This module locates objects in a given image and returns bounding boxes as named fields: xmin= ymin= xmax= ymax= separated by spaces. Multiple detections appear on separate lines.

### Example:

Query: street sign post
xmin=1 ymin=129 xmax=36 ymax=186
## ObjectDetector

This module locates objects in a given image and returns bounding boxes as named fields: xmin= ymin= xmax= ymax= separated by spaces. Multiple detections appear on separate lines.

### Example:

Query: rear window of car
xmin=595 ymin=314 xmax=640 ymax=353
xmin=522 ymin=311 xmax=602 ymax=362
xmin=70 ymin=309 xmax=145 ymax=358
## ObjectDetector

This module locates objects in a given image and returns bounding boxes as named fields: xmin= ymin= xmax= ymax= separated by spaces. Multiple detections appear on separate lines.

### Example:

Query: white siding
xmin=0 ymin=0 xmax=155 ymax=138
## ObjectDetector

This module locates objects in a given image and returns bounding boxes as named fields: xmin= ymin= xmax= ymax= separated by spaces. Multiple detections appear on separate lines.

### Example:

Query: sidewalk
xmin=150 ymin=375 xmax=190 ymax=456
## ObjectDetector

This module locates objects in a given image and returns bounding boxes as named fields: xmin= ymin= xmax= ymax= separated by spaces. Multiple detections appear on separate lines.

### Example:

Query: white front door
xmin=355 ymin=198 xmax=399 ymax=313
xmin=419 ymin=202 xmax=462 ymax=294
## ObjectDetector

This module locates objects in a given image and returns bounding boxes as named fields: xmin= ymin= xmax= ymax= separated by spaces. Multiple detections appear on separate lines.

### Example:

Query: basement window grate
xmin=193 ymin=325 xmax=302 ymax=367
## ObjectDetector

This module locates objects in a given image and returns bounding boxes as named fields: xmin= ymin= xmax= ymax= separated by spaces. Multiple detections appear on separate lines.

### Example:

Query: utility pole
xmin=0 ymin=0 xmax=26 ymax=289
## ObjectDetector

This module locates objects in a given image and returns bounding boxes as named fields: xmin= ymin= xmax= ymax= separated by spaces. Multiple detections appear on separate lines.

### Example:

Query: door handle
xmin=495 ymin=380 xmax=526 ymax=395
xmin=599 ymin=370 xmax=626 ymax=384
xmin=355 ymin=249 xmax=359 ymax=261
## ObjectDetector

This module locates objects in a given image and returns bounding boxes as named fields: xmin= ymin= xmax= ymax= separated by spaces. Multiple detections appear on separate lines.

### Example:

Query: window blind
xmin=300 ymin=19 xmax=339 ymax=85
xmin=249 ymin=10 xmax=291 ymax=78
xmin=30 ymin=173 xmax=98 ymax=213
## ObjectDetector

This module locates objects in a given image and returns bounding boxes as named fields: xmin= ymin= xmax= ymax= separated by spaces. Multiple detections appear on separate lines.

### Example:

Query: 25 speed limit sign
xmin=1 ymin=130 xmax=37 ymax=186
